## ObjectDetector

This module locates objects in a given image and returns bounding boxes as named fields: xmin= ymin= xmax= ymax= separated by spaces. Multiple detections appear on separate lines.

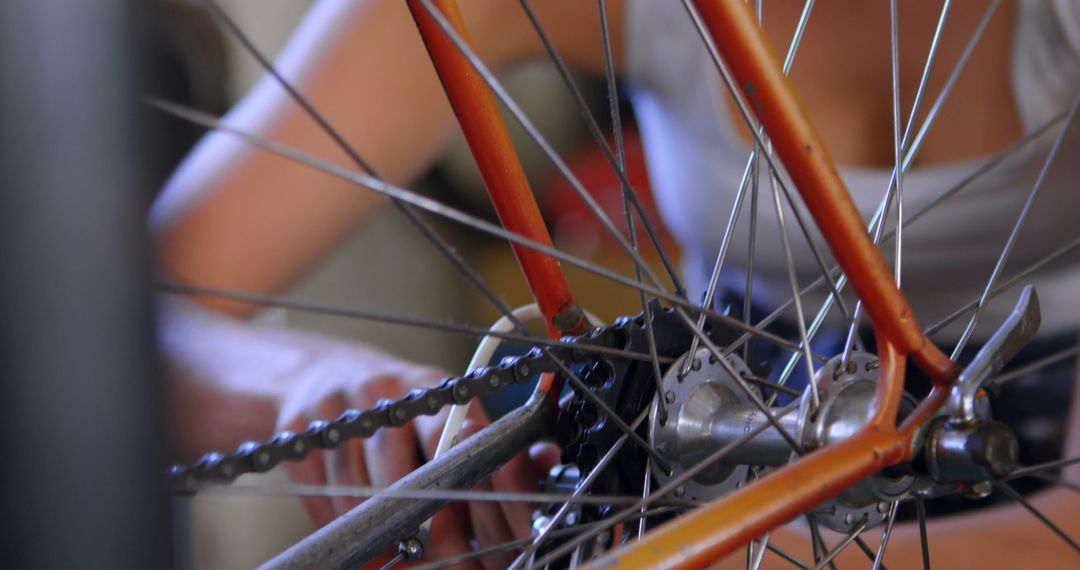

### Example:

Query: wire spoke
xmin=515 ymin=0 xmax=686 ymax=297
xmin=683 ymin=0 xmax=829 ymax=370
xmin=416 ymin=537 xmax=532 ymax=570
xmin=735 ymin=104 xmax=1072 ymax=361
xmin=528 ymin=402 xmax=801 ymax=568
xmin=744 ymin=159 xmax=760 ymax=363
xmin=685 ymin=145 xmax=759 ymax=376
xmin=412 ymin=508 xmax=681 ymax=570
xmin=806 ymin=514 xmax=834 ymax=570
xmin=988 ymin=345 xmax=1078 ymax=387
xmin=591 ymin=0 xmax=668 ymax=424
xmin=749 ymin=532 xmax=770 ymax=570
xmin=902 ymin=107 xmax=1068 ymax=230
xmin=925 ymin=236 xmax=1080 ymax=337
xmin=996 ymin=482 xmax=1080 ymax=554
xmin=148 ymin=99 xmax=824 ymax=360
xmin=157 ymin=279 xmax=669 ymax=364
xmin=951 ymin=93 xmax=1080 ymax=357
xmin=746 ymin=374 xmax=804 ymax=397
xmin=727 ymin=265 xmax=842 ymax=359
xmin=770 ymin=172 xmax=819 ymax=407
xmin=743 ymin=0 xmax=818 ymax=370
xmin=889 ymin=0 xmax=904 ymax=290
xmin=679 ymin=0 xmax=863 ymax=331
xmin=810 ymin=517 xmax=868 ymax=570
xmin=508 ymin=407 xmax=651 ymax=569
xmin=638 ymin=457 xmax=652 ymax=540
xmin=415 ymin=0 xmax=669 ymax=296
xmin=1009 ymin=455 xmax=1080 ymax=480
xmin=916 ymin=496 xmax=932 ymax=570
xmin=197 ymin=0 xmax=532 ymax=347
xmin=854 ymin=535 xmax=887 ymax=569
xmin=686 ymin=0 xmax=849 ymax=341
xmin=903 ymin=0 xmax=1001 ymax=173
xmin=902 ymin=0 xmax=953 ymax=153
xmin=766 ymin=542 xmax=811 ymax=570
xmin=871 ymin=501 xmax=899 ymax=570
xmin=815 ymin=0 xmax=990 ymax=362
xmin=378 ymin=552 xmax=405 ymax=570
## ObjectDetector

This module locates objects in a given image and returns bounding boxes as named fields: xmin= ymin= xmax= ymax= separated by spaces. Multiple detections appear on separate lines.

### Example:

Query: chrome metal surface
xmin=649 ymin=349 xmax=766 ymax=501
xmin=800 ymin=353 xmax=917 ymax=532
xmin=649 ymin=348 xmax=925 ymax=527
xmin=949 ymin=285 xmax=1040 ymax=423
xmin=923 ymin=418 xmax=1019 ymax=482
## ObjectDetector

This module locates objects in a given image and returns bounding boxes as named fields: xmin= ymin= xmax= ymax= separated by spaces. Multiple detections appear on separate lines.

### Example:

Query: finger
xmin=486 ymin=442 xmax=563 ymax=540
xmin=403 ymin=415 xmax=481 ymax=569
xmin=490 ymin=448 xmax=546 ymax=540
xmin=364 ymin=418 xmax=421 ymax=489
xmin=414 ymin=412 xmax=452 ymax=461
xmin=453 ymin=420 xmax=517 ymax=570
xmin=467 ymin=478 xmax=518 ymax=570
xmin=316 ymin=392 xmax=370 ymax=515
xmin=283 ymin=415 xmax=336 ymax=527
xmin=414 ymin=408 xmax=488 ymax=569
xmin=420 ymin=398 xmax=490 ymax=462
xmin=425 ymin=502 xmax=484 ymax=570
xmin=529 ymin=442 xmax=563 ymax=474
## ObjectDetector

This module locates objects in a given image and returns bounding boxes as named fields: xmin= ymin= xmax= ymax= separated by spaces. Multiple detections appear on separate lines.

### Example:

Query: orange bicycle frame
xmin=409 ymin=0 xmax=962 ymax=568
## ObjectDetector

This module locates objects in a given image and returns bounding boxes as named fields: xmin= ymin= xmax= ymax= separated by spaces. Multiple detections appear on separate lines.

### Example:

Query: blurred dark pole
xmin=0 ymin=1 xmax=171 ymax=568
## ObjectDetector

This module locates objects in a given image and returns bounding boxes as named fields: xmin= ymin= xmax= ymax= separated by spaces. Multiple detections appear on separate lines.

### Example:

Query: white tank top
xmin=624 ymin=0 xmax=1080 ymax=341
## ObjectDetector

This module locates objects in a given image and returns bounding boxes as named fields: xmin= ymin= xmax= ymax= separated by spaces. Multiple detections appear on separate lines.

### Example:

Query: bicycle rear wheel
xmin=160 ymin=0 xmax=1080 ymax=568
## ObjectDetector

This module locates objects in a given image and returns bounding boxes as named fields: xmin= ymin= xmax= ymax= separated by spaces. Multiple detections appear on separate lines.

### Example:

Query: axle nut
xmin=926 ymin=419 xmax=1019 ymax=483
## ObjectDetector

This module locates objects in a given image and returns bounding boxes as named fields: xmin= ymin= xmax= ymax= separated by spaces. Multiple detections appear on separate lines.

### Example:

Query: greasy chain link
xmin=169 ymin=323 xmax=628 ymax=492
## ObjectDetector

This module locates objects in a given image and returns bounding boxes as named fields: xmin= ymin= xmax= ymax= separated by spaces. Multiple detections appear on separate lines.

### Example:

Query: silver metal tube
xmin=708 ymin=405 xmax=802 ymax=467
xmin=261 ymin=395 xmax=553 ymax=570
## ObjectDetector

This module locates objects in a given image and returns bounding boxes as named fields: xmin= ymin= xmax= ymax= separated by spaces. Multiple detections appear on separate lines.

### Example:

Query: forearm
xmin=151 ymin=0 xmax=525 ymax=317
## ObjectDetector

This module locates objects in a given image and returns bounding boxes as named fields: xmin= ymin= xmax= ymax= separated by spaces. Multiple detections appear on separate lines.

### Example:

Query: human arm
xmin=155 ymin=0 xmax=626 ymax=552
xmin=152 ymin=0 xmax=621 ymax=316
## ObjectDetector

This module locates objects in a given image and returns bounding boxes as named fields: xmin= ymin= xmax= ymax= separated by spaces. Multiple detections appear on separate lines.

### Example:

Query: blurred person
xmin=155 ymin=1 xmax=1080 ymax=566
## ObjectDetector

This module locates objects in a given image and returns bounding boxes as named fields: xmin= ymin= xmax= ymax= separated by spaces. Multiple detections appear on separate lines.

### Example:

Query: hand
xmin=160 ymin=297 xmax=560 ymax=566
xmin=275 ymin=342 xmax=560 ymax=568
xmin=274 ymin=340 xmax=458 ymax=523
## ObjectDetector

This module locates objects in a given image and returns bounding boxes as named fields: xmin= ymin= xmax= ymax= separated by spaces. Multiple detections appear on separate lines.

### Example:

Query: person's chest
xmin=722 ymin=0 xmax=1022 ymax=169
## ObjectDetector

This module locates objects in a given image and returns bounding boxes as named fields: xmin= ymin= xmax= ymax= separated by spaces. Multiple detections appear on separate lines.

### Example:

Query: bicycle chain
xmin=169 ymin=323 xmax=627 ymax=493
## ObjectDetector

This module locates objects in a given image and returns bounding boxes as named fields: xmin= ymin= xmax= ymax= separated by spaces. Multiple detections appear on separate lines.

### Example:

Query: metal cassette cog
xmin=558 ymin=301 xmax=745 ymax=521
